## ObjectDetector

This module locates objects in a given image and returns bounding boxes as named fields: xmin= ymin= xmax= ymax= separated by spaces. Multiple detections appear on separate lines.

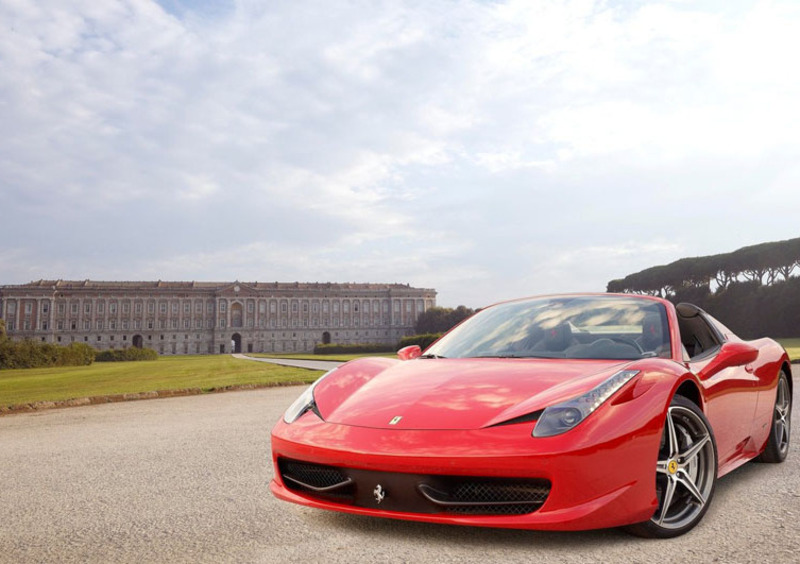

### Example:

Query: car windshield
xmin=424 ymin=295 xmax=671 ymax=360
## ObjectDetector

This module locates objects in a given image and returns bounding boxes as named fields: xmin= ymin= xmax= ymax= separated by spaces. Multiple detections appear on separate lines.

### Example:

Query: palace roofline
xmin=1 ymin=279 xmax=436 ymax=293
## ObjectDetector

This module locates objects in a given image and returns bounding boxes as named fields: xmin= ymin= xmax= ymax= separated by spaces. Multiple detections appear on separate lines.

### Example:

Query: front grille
xmin=278 ymin=459 xmax=355 ymax=500
xmin=419 ymin=480 xmax=550 ymax=515
xmin=277 ymin=458 xmax=550 ymax=516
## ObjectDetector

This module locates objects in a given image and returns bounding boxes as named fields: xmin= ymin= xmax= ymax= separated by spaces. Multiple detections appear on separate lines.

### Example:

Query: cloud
xmin=2 ymin=0 xmax=800 ymax=308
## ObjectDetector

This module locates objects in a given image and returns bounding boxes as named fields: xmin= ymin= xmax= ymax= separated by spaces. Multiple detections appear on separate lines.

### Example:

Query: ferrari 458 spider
xmin=270 ymin=294 xmax=792 ymax=537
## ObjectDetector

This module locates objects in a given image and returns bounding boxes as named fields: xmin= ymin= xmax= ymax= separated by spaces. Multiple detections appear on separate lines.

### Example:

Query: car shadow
xmin=303 ymin=456 xmax=790 ymax=549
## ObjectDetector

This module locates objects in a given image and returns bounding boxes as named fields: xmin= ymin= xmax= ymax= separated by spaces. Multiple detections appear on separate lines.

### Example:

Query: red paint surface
xmin=270 ymin=294 xmax=791 ymax=531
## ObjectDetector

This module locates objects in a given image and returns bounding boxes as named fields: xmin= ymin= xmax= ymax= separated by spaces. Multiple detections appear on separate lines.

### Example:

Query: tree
xmin=414 ymin=306 xmax=475 ymax=334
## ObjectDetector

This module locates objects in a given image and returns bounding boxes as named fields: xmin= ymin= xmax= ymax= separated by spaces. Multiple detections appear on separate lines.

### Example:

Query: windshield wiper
xmin=419 ymin=354 xmax=446 ymax=359
xmin=469 ymin=354 xmax=551 ymax=359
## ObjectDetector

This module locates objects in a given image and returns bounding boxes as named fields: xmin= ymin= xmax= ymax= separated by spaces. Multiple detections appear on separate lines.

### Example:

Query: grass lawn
xmin=0 ymin=355 xmax=321 ymax=407
xmin=249 ymin=352 xmax=396 ymax=362
xmin=4 ymin=342 xmax=798 ymax=409
xmin=777 ymin=338 xmax=800 ymax=362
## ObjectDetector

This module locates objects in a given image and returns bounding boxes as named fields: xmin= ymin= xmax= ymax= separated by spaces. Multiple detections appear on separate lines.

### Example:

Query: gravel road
xmin=1 ymin=386 xmax=798 ymax=564
xmin=232 ymin=353 xmax=342 ymax=371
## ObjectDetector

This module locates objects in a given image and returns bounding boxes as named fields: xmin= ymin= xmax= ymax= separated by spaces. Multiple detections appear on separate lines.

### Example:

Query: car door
xmin=677 ymin=306 xmax=760 ymax=470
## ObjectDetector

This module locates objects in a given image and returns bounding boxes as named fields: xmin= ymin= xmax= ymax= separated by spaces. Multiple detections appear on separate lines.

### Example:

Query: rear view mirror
xmin=397 ymin=345 xmax=422 ymax=361
xmin=699 ymin=341 xmax=759 ymax=378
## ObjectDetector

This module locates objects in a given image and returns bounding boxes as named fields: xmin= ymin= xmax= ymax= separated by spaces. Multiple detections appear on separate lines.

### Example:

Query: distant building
xmin=0 ymin=280 xmax=437 ymax=355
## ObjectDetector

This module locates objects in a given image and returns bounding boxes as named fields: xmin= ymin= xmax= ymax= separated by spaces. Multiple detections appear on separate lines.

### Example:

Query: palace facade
xmin=0 ymin=280 xmax=437 ymax=355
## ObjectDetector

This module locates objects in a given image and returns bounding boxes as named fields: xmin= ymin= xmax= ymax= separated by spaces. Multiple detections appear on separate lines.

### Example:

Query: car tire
xmin=626 ymin=395 xmax=718 ymax=538
xmin=757 ymin=370 xmax=792 ymax=463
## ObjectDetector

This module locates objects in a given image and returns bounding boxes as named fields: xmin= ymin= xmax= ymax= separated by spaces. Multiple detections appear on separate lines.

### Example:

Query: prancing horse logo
xmin=373 ymin=484 xmax=386 ymax=504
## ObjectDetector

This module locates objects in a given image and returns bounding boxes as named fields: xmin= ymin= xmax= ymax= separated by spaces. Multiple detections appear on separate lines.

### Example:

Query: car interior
xmin=675 ymin=302 xmax=723 ymax=361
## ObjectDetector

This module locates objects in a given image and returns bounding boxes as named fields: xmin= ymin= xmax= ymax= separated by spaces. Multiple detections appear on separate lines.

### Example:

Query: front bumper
xmin=270 ymin=393 xmax=666 ymax=531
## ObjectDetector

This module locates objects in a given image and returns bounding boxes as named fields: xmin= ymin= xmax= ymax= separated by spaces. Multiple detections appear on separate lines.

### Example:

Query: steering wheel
xmin=606 ymin=336 xmax=644 ymax=354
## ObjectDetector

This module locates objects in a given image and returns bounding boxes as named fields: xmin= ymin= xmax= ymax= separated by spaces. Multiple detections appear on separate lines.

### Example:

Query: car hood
xmin=318 ymin=358 xmax=632 ymax=430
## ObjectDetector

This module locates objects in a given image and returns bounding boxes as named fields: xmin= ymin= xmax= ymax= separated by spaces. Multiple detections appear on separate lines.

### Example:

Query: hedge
xmin=0 ymin=340 xmax=95 ymax=370
xmin=95 ymin=348 xmax=159 ymax=362
xmin=313 ymin=343 xmax=396 ymax=355
xmin=398 ymin=333 xmax=442 ymax=351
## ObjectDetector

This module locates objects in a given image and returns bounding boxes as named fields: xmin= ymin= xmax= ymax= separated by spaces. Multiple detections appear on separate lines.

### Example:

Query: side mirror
xmin=699 ymin=341 xmax=759 ymax=378
xmin=397 ymin=345 xmax=422 ymax=361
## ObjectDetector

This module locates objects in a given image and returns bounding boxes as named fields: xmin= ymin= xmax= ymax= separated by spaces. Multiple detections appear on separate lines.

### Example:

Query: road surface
xmin=0 ymin=386 xmax=797 ymax=563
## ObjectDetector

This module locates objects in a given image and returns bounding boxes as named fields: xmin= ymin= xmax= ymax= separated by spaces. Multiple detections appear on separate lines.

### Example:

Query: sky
xmin=2 ymin=0 xmax=800 ymax=308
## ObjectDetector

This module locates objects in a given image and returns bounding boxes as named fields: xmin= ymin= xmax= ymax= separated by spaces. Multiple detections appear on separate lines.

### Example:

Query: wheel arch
xmin=781 ymin=361 xmax=793 ymax=398
xmin=673 ymin=378 xmax=703 ymax=412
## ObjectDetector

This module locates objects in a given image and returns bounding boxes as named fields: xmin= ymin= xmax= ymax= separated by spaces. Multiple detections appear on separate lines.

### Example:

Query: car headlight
xmin=532 ymin=369 xmax=640 ymax=438
xmin=283 ymin=368 xmax=337 ymax=424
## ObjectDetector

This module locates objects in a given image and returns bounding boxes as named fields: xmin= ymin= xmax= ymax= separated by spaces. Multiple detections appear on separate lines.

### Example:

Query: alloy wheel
xmin=651 ymin=402 xmax=717 ymax=531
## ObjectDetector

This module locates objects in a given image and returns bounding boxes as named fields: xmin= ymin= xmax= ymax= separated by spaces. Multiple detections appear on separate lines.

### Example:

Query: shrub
xmin=0 ymin=339 xmax=95 ymax=369
xmin=313 ymin=343 xmax=395 ymax=355
xmin=95 ymin=348 xmax=159 ymax=362
xmin=58 ymin=343 xmax=96 ymax=366
xmin=398 ymin=333 xmax=442 ymax=351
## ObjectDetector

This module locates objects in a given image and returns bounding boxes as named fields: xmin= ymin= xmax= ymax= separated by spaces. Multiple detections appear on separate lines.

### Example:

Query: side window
xmin=676 ymin=303 xmax=723 ymax=361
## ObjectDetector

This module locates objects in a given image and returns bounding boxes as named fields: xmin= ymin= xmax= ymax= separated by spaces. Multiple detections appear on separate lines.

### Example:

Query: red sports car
xmin=270 ymin=294 xmax=792 ymax=537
